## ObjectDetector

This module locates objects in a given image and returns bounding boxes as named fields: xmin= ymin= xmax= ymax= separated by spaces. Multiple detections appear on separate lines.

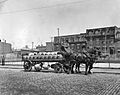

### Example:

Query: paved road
xmin=0 ymin=65 xmax=120 ymax=95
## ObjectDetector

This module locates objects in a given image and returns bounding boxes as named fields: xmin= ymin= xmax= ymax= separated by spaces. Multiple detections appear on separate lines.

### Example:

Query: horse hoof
xmin=88 ymin=71 xmax=92 ymax=74
xmin=85 ymin=73 xmax=87 ymax=75
xmin=71 ymin=72 xmax=74 ymax=74
xmin=78 ymin=71 xmax=81 ymax=73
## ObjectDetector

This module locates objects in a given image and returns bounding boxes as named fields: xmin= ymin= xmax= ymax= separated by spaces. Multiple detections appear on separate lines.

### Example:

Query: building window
xmin=107 ymin=28 xmax=110 ymax=33
xmin=65 ymin=38 xmax=69 ymax=42
xmin=78 ymin=36 xmax=82 ymax=41
xmin=76 ymin=44 xmax=80 ymax=49
xmin=71 ymin=44 xmax=75 ymax=50
xmin=81 ymin=36 xmax=85 ymax=41
xmin=96 ymin=39 xmax=99 ymax=45
xmin=77 ymin=37 xmax=80 ymax=42
xmin=101 ymin=28 xmax=106 ymax=35
xmin=70 ymin=37 xmax=74 ymax=42
xmin=88 ymin=31 xmax=93 ymax=36
xmin=102 ymin=47 xmax=107 ymax=51
xmin=94 ymin=29 xmax=100 ymax=35
xmin=60 ymin=38 xmax=64 ymax=43
xmin=74 ymin=37 xmax=78 ymax=42
xmin=109 ymin=27 xmax=115 ymax=34
xmin=116 ymin=32 xmax=120 ymax=38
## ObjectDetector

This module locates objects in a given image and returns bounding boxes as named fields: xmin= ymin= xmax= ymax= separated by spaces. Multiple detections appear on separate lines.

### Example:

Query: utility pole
xmin=57 ymin=28 xmax=61 ymax=51
xmin=32 ymin=42 xmax=34 ymax=50
xmin=57 ymin=28 xmax=59 ymax=38
xmin=57 ymin=28 xmax=60 ymax=44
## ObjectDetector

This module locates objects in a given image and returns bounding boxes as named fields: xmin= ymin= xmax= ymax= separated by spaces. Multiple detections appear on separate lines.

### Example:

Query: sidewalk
xmin=0 ymin=61 xmax=120 ymax=74
xmin=0 ymin=62 xmax=23 ymax=69
xmin=92 ymin=67 xmax=120 ymax=74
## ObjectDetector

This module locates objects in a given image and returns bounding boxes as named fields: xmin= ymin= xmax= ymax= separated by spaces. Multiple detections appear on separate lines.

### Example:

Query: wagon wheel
xmin=63 ymin=66 xmax=70 ymax=74
xmin=62 ymin=65 xmax=68 ymax=74
xmin=23 ymin=60 xmax=32 ymax=71
xmin=54 ymin=64 xmax=62 ymax=73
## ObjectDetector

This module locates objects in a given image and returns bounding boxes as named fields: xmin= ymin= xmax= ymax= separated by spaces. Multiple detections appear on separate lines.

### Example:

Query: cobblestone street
xmin=0 ymin=65 xmax=120 ymax=95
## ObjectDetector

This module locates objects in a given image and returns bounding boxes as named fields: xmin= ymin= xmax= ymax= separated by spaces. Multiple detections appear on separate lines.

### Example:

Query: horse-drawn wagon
xmin=22 ymin=46 xmax=101 ymax=75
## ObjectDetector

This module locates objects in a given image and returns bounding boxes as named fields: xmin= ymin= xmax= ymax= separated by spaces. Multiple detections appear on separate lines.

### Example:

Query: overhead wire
xmin=0 ymin=0 xmax=86 ymax=15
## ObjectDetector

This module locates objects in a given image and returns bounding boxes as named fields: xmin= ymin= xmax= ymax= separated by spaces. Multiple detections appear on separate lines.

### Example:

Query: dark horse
xmin=58 ymin=45 xmax=101 ymax=75
xmin=75 ymin=48 xmax=101 ymax=75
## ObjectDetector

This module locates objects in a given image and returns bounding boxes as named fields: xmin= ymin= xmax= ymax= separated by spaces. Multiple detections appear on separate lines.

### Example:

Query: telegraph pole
xmin=57 ymin=28 xmax=61 ymax=51
xmin=57 ymin=28 xmax=59 ymax=38
xmin=32 ymin=42 xmax=34 ymax=50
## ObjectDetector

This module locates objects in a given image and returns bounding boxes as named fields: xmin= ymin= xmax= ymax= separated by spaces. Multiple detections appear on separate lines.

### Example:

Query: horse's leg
xmin=77 ymin=62 xmax=81 ymax=73
xmin=88 ymin=63 xmax=93 ymax=74
xmin=85 ymin=63 xmax=88 ymax=75
xmin=75 ymin=63 xmax=78 ymax=73
xmin=70 ymin=62 xmax=75 ymax=74
xmin=64 ymin=61 xmax=72 ymax=74
xmin=75 ymin=62 xmax=80 ymax=73
xmin=64 ymin=65 xmax=70 ymax=74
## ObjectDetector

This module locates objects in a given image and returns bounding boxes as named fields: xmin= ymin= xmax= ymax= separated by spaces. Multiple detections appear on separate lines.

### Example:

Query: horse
xmin=74 ymin=48 xmax=101 ymax=75
xmin=58 ymin=45 xmax=101 ymax=75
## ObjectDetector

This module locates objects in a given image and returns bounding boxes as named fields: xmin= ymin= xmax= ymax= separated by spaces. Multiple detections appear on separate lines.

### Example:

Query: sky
xmin=0 ymin=0 xmax=120 ymax=49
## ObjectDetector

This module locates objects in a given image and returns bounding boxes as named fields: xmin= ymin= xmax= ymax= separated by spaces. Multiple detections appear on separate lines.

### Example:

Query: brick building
xmin=53 ymin=26 xmax=120 ymax=57
xmin=46 ymin=42 xmax=54 ymax=51
xmin=0 ymin=41 xmax=12 ymax=54
xmin=54 ymin=33 xmax=87 ymax=52
xmin=85 ymin=26 xmax=120 ymax=56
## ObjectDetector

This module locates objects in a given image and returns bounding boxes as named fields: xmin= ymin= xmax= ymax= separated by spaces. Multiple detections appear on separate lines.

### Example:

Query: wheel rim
xmin=54 ymin=65 xmax=62 ymax=73
xmin=23 ymin=61 xmax=32 ymax=71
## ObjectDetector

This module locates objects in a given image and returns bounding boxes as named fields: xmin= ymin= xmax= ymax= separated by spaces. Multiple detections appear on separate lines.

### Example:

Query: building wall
xmin=53 ymin=26 xmax=120 ymax=58
xmin=86 ymin=26 xmax=116 ymax=55
xmin=54 ymin=33 xmax=87 ymax=52
xmin=36 ymin=45 xmax=46 ymax=52
xmin=46 ymin=42 xmax=54 ymax=51
xmin=0 ymin=42 xmax=12 ymax=54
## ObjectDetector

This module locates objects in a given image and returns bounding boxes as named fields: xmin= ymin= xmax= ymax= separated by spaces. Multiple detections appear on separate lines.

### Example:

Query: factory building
xmin=53 ymin=26 xmax=120 ymax=58
xmin=0 ymin=41 xmax=12 ymax=54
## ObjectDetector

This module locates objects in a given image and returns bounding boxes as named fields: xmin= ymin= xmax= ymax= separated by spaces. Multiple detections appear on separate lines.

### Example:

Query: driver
xmin=61 ymin=40 xmax=73 ymax=54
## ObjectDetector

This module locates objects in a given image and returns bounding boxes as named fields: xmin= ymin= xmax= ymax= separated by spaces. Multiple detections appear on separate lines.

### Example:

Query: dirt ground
xmin=0 ymin=66 xmax=120 ymax=95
